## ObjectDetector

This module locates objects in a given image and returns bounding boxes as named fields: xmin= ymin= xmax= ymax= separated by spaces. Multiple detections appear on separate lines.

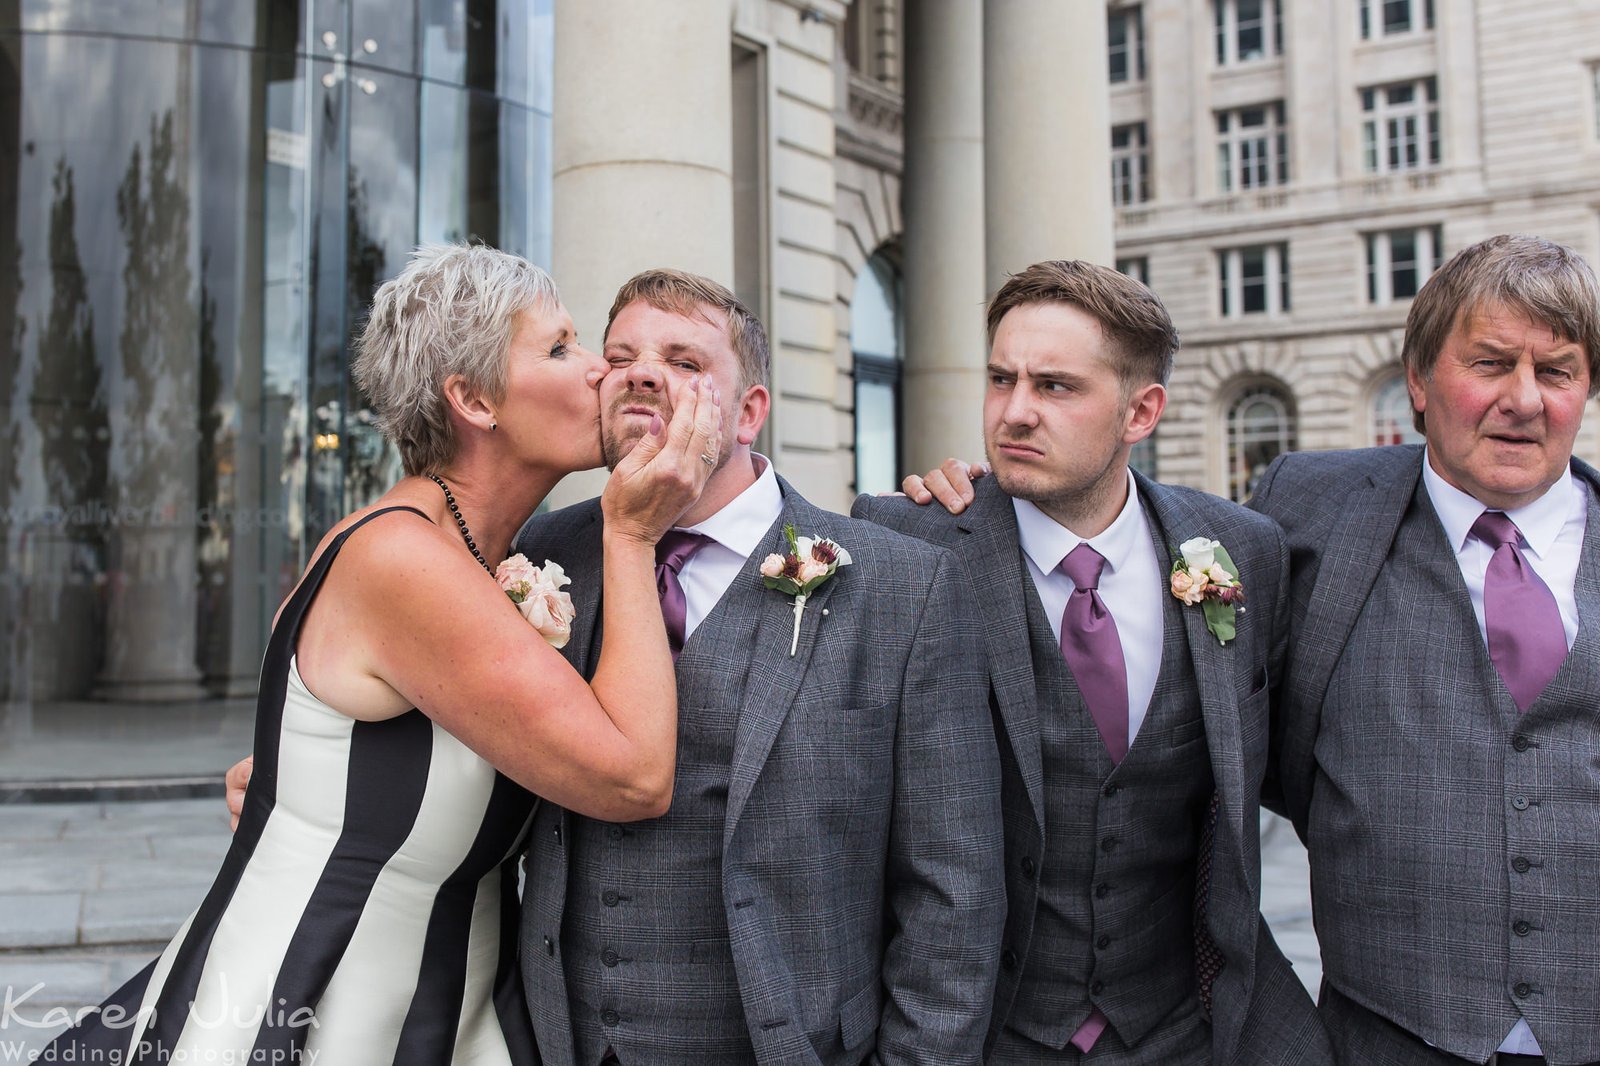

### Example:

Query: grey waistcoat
xmin=1312 ymin=481 xmax=1600 ymax=1063
xmin=565 ymin=617 xmax=757 ymax=1066
xmin=1001 ymin=576 xmax=1213 ymax=1053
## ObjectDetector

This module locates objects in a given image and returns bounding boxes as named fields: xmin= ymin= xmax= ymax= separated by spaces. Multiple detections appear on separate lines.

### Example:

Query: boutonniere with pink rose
xmin=495 ymin=554 xmax=577 ymax=649
xmin=760 ymin=524 xmax=853 ymax=656
xmin=1170 ymin=537 xmax=1245 ymax=646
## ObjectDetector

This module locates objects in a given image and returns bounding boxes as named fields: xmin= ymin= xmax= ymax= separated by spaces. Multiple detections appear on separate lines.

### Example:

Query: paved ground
xmin=0 ymin=800 xmax=1319 ymax=1058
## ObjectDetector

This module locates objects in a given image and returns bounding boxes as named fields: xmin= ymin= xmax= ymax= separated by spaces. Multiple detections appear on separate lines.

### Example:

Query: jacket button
xmin=543 ymin=935 xmax=554 ymax=956
xmin=1020 ymin=856 xmax=1037 ymax=878
xmin=1090 ymin=980 xmax=1105 ymax=995
xmin=1513 ymin=920 xmax=1532 ymax=936
xmin=1104 ymin=782 xmax=1121 ymax=798
xmin=607 ymin=825 xmax=624 ymax=840
xmin=1101 ymin=837 xmax=1118 ymax=853
xmin=1096 ymin=935 xmax=1111 ymax=949
xmin=1512 ymin=795 xmax=1530 ymax=811
xmin=1095 ymin=882 xmax=1111 ymax=899
xmin=602 ymin=948 xmax=620 ymax=967
xmin=603 ymin=890 xmax=620 ymax=907
xmin=1513 ymin=982 xmax=1532 ymax=999
xmin=1512 ymin=735 xmax=1531 ymax=752
xmin=1512 ymin=856 xmax=1532 ymax=874
xmin=1001 ymin=949 xmax=1019 ymax=971
xmin=601 ymin=1008 xmax=620 ymax=1026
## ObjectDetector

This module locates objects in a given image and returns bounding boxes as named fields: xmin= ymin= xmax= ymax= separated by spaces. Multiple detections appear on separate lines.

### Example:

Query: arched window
xmin=1371 ymin=372 xmax=1424 ymax=446
xmin=852 ymin=252 xmax=904 ymax=495
xmin=1226 ymin=384 xmax=1296 ymax=502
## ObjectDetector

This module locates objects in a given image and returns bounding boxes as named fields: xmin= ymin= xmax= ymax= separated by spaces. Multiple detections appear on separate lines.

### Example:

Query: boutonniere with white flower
xmin=760 ymin=524 xmax=853 ymax=656
xmin=1170 ymin=537 xmax=1245 ymax=646
xmin=496 ymin=554 xmax=577 ymax=649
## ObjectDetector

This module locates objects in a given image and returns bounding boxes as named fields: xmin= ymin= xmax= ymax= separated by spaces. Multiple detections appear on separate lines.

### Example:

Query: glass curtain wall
xmin=0 ymin=0 xmax=551 ymax=773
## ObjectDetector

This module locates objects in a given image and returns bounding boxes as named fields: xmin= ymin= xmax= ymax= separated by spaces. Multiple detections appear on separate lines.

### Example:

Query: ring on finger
xmin=700 ymin=452 xmax=717 ymax=466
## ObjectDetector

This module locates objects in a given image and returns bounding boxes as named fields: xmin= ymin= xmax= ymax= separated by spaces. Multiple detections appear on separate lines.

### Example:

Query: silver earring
xmin=490 ymin=422 xmax=497 ymax=432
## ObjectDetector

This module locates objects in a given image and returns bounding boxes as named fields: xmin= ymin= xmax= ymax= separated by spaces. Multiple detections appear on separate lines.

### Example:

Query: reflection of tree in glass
xmin=34 ymin=159 xmax=109 ymax=526
xmin=196 ymin=254 xmax=232 ymax=679
xmin=343 ymin=168 xmax=398 ymax=508
xmin=114 ymin=111 xmax=198 ymax=509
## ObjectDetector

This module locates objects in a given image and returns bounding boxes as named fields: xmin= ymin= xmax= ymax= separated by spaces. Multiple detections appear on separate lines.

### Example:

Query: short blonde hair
xmin=605 ymin=269 xmax=769 ymax=393
xmin=353 ymin=244 xmax=560 ymax=475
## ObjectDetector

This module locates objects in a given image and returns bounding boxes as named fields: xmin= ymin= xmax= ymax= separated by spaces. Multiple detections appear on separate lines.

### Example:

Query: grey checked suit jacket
xmin=1249 ymin=446 xmax=1600 ymax=1060
xmin=515 ymin=476 xmax=1007 ymax=1066
xmin=1248 ymin=446 xmax=1600 ymax=834
xmin=855 ymin=473 xmax=1332 ymax=1066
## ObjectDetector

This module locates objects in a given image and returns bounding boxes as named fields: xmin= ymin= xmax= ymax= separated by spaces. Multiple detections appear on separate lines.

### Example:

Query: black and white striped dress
xmin=43 ymin=506 xmax=540 ymax=1064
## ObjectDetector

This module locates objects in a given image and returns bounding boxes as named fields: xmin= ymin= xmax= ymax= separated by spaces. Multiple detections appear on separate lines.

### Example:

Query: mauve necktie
xmin=1058 ymin=542 xmax=1128 ymax=1054
xmin=1059 ymin=543 xmax=1130 ymax=764
xmin=656 ymin=530 xmax=711 ymax=661
xmin=1472 ymin=510 xmax=1567 ymax=712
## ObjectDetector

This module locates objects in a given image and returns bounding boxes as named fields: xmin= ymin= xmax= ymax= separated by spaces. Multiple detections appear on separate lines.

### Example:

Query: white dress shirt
xmin=1421 ymin=453 xmax=1587 ymax=1056
xmin=1013 ymin=470 xmax=1164 ymax=744
xmin=674 ymin=455 xmax=783 ymax=638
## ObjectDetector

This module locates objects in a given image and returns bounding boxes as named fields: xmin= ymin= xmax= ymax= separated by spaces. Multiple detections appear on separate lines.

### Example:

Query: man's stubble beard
xmin=601 ymin=399 xmax=736 ymax=473
xmin=986 ymin=437 xmax=1126 ymax=533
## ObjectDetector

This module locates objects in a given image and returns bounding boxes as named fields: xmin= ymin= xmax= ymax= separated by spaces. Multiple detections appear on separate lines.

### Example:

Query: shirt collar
xmin=1013 ymin=469 xmax=1146 ymax=577
xmin=678 ymin=453 xmax=783 ymax=558
xmin=1420 ymin=449 xmax=1581 ymax=558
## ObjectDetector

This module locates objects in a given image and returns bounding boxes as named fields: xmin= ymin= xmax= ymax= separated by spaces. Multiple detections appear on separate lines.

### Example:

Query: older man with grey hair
xmin=1250 ymin=234 xmax=1600 ymax=1066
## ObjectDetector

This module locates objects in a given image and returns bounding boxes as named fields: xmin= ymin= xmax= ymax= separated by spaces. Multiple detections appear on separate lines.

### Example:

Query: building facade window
xmin=1227 ymin=385 xmax=1297 ymax=502
xmin=1371 ymin=373 xmax=1425 ymax=446
xmin=1116 ymin=256 xmax=1150 ymax=284
xmin=1366 ymin=225 xmax=1442 ymax=304
xmin=1215 ymin=0 xmax=1283 ymax=66
xmin=1109 ymin=5 xmax=1146 ymax=84
xmin=1216 ymin=103 xmax=1288 ymax=192
xmin=1359 ymin=0 xmax=1435 ymax=39
xmin=0 ymin=3 xmax=553 ymax=758
xmin=1112 ymin=123 xmax=1150 ymax=206
xmin=852 ymin=251 xmax=904 ymax=496
xmin=1362 ymin=77 xmax=1441 ymax=172
xmin=1219 ymin=244 xmax=1291 ymax=317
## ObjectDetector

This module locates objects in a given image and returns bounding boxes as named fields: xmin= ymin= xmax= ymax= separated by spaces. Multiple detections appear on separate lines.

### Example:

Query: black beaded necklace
xmin=426 ymin=473 xmax=492 ymax=574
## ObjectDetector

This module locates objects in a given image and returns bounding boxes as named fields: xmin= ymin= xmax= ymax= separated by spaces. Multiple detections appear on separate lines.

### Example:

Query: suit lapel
xmin=1287 ymin=449 xmax=1422 ymax=718
xmin=723 ymin=481 xmax=845 ymax=844
xmin=954 ymin=481 xmax=1046 ymax=831
xmin=1137 ymin=478 xmax=1248 ymax=876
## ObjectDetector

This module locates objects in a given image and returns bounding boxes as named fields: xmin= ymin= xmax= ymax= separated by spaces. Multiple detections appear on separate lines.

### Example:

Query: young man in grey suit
xmin=1248 ymin=235 xmax=1600 ymax=1066
xmin=875 ymin=261 xmax=1330 ymax=1064
xmin=515 ymin=270 xmax=1006 ymax=1066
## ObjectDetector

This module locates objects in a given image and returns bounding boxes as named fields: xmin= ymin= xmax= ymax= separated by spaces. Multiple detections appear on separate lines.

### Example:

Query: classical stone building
xmin=1102 ymin=0 xmax=1600 ymax=498
xmin=8 ymin=0 xmax=1600 ymax=772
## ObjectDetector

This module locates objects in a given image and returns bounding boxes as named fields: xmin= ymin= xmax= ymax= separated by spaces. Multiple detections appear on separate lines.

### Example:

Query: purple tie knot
xmin=656 ymin=531 xmax=711 ymax=661
xmin=1471 ymin=510 xmax=1523 ymax=551
xmin=1060 ymin=543 xmax=1107 ymax=589
xmin=657 ymin=530 xmax=710 ymax=575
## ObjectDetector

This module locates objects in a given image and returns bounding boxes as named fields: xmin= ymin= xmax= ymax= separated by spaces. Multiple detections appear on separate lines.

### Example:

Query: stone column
xmin=545 ymin=0 xmax=736 ymax=508
xmin=900 ymin=0 xmax=987 ymax=476
xmin=983 ymin=0 xmax=1113 ymax=288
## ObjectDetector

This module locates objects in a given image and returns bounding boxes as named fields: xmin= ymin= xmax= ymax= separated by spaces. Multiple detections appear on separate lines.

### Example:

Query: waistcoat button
xmin=1512 ymin=856 xmax=1532 ymax=874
